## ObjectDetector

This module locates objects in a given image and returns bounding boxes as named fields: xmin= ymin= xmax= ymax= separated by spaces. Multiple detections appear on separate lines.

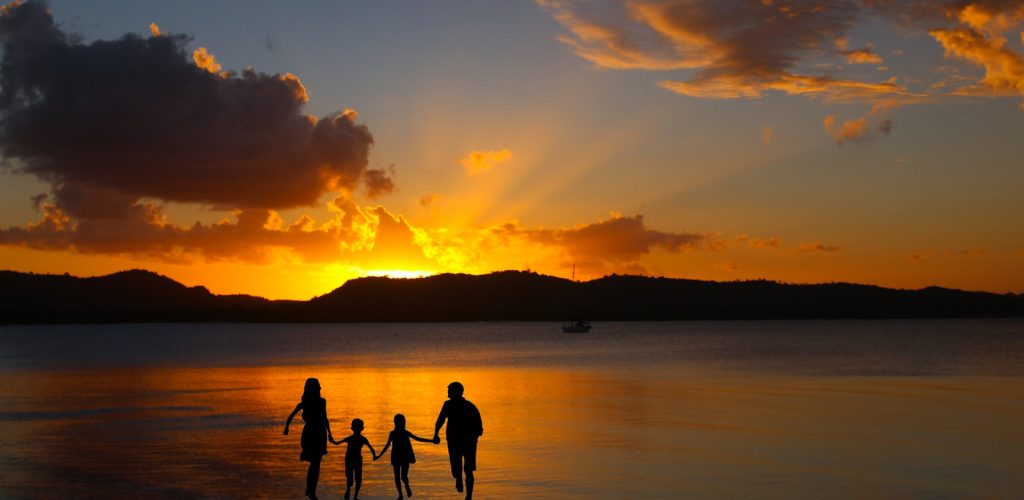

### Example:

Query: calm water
xmin=1 ymin=320 xmax=1023 ymax=499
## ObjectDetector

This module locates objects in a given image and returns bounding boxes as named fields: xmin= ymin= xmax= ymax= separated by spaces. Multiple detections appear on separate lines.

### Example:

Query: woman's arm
xmin=323 ymin=402 xmax=332 ymax=440
xmin=375 ymin=433 xmax=393 ymax=460
xmin=283 ymin=402 xmax=303 ymax=435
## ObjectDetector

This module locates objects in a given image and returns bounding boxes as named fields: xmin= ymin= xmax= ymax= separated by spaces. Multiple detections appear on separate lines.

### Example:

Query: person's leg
xmin=464 ymin=438 xmax=478 ymax=500
xmin=345 ymin=465 xmax=354 ymax=499
xmin=401 ymin=463 xmax=412 ymax=496
xmin=353 ymin=463 xmax=363 ymax=499
xmin=306 ymin=457 xmax=321 ymax=499
xmin=389 ymin=465 xmax=401 ymax=495
xmin=447 ymin=442 xmax=464 ymax=491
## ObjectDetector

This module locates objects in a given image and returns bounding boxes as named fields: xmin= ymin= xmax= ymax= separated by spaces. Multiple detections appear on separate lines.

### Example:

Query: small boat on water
xmin=562 ymin=265 xmax=591 ymax=333
xmin=562 ymin=320 xmax=591 ymax=333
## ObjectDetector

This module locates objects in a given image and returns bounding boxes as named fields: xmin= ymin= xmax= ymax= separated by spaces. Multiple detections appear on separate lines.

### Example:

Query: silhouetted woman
xmin=284 ymin=377 xmax=334 ymax=500
xmin=375 ymin=413 xmax=435 ymax=500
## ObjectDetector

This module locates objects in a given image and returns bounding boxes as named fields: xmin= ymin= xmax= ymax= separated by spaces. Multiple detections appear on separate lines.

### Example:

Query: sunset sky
xmin=1 ymin=0 xmax=1022 ymax=300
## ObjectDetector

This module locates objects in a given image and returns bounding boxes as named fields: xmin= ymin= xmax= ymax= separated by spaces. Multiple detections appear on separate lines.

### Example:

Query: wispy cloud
xmin=929 ymin=3 xmax=1024 ymax=102
xmin=461 ymin=149 xmax=514 ymax=175
xmin=945 ymin=248 xmax=986 ymax=257
xmin=540 ymin=0 xmax=915 ymax=102
xmin=419 ymin=194 xmax=442 ymax=207
xmin=539 ymin=0 xmax=1024 ymax=148
xmin=736 ymin=235 xmax=784 ymax=250
xmin=797 ymin=242 xmax=841 ymax=253
xmin=843 ymin=47 xmax=884 ymax=65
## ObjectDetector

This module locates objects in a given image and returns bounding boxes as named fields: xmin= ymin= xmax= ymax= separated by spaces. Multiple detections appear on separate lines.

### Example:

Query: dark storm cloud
xmin=363 ymin=168 xmax=395 ymax=199
xmin=0 ymin=0 xmax=389 ymax=214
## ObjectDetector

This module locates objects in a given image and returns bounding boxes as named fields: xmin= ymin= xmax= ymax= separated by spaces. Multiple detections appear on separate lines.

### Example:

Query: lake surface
xmin=1 ymin=320 xmax=1023 ymax=499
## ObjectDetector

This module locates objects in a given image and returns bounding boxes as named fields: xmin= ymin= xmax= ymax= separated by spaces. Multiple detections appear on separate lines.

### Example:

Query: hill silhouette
xmin=0 ymin=269 xmax=273 ymax=323
xmin=1 ymin=269 xmax=1022 ymax=323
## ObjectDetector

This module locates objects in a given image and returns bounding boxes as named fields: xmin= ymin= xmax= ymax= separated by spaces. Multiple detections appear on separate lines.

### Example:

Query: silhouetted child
xmin=284 ymin=377 xmax=334 ymax=500
xmin=374 ymin=414 xmax=435 ymax=499
xmin=330 ymin=418 xmax=376 ymax=500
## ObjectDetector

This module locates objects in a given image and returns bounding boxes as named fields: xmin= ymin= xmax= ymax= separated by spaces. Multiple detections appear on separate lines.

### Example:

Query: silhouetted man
xmin=433 ymin=381 xmax=483 ymax=499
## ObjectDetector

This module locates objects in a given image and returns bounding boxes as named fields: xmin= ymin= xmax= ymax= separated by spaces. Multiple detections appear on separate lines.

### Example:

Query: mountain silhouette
xmin=1 ymin=269 xmax=1022 ymax=323
xmin=0 ymin=269 xmax=273 ymax=323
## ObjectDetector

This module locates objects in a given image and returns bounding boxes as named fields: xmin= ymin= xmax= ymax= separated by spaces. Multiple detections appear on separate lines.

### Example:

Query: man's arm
xmin=472 ymin=402 xmax=483 ymax=437
xmin=432 ymin=402 xmax=448 ymax=444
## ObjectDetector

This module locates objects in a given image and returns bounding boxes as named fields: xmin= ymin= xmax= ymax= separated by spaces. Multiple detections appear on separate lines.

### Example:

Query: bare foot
xmin=456 ymin=478 xmax=463 ymax=493
xmin=406 ymin=485 xmax=413 ymax=497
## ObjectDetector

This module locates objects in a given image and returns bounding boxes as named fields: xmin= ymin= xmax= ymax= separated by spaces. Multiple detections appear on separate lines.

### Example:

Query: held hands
xmin=372 ymin=453 xmax=380 ymax=461
xmin=283 ymin=427 xmax=289 ymax=435
xmin=329 ymin=437 xmax=341 ymax=445
xmin=432 ymin=435 xmax=441 ymax=445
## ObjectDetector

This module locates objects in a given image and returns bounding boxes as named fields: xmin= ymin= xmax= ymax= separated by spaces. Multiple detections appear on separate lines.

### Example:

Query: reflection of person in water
xmin=284 ymin=377 xmax=334 ymax=500
xmin=375 ymin=413 xmax=435 ymax=500
xmin=433 ymin=382 xmax=483 ymax=500
xmin=331 ymin=418 xmax=376 ymax=500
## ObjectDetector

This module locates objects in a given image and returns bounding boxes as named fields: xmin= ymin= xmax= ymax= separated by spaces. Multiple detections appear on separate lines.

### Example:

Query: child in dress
xmin=331 ymin=418 xmax=376 ymax=500
xmin=375 ymin=414 xmax=435 ymax=499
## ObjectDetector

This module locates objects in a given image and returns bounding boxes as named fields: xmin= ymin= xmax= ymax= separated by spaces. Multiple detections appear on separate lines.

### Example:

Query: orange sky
xmin=1 ymin=0 xmax=1023 ymax=299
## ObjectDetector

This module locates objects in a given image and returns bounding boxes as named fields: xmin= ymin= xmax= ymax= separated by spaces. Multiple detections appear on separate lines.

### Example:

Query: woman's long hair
xmin=302 ymin=377 xmax=320 ymax=405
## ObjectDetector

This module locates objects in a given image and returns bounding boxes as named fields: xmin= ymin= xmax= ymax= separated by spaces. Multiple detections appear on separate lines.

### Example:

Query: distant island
xmin=1 ymin=269 xmax=1022 ymax=324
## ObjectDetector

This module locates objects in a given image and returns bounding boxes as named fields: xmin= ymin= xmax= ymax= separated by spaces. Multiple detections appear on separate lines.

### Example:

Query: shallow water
xmin=1 ymin=320 xmax=1023 ymax=498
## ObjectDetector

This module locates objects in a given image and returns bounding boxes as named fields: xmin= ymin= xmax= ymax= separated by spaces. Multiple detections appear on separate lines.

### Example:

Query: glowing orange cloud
xmin=844 ymin=48 xmax=883 ymax=65
xmin=736 ymin=235 xmax=783 ymax=250
xmin=930 ymin=4 xmax=1024 ymax=100
xmin=461 ymin=149 xmax=513 ymax=175
xmin=279 ymin=73 xmax=309 ymax=103
xmin=543 ymin=0 xmax=913 ymax=102
xmin=192 ymin=47 xmax=222 ymax=74
xmin=823 ymin=115 xmax=869 ymax=145
xmin=660 ymin=73 xmax=908 ymax=101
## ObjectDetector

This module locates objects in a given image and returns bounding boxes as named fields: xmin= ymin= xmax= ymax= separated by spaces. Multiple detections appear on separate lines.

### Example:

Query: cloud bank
xmin=540 ymin=0 xmax=913 ymax=101
xmin=0 ymin=0 xmax=389 ymax=217
xmin=540 ymin=0 xmax=1024 ymax=145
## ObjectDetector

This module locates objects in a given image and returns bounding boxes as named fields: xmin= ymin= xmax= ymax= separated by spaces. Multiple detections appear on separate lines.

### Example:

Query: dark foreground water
xmin=1 ymin=320 xmax=1023 ymax=499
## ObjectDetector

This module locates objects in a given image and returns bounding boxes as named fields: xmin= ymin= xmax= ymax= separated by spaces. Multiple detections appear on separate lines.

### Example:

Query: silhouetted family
xmin=284 ymin=379 xmax=483 ymax=500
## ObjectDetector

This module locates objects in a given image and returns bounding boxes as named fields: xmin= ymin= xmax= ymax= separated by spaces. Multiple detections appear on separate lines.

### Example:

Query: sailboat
xmin=562 ymin=264 xmax=591 ymax=333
